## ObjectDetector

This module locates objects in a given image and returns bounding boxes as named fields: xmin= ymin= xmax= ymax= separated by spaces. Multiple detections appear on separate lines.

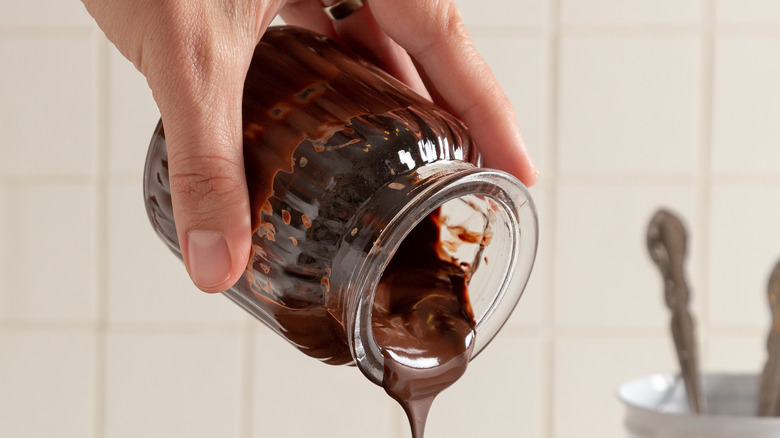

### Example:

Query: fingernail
xmin=186 ymin=230 xmax=231 ymax=288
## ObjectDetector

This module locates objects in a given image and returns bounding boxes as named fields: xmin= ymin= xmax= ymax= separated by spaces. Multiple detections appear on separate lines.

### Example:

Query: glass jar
xmin=143 ymin=26 xmax=537 ymax=385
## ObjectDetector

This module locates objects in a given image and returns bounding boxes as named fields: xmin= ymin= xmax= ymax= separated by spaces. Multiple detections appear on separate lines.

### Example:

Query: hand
xmin=82 ymin=0 xmax=539 ymax=293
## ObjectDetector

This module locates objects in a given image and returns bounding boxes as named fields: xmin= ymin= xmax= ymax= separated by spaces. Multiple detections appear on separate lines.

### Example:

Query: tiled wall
xmin=2 ymin=1 xmax=780 ymax=437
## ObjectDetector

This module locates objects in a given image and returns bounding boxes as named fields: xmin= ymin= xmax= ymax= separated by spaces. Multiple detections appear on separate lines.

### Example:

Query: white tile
xmin=711 ymin=35 xmax=780 ymax=176
xmin=558 ymin=35 xmax=700 ymax=176
xmin=252 ymin=330 xmax=394 ymax=438
xmin=0 ymin=36 xmax=96 ymax=176
xmin=561 ymin=0 xmax=702 ymax=26
xmin=456 ymin=0 xmax=547 ymax=28
xmin=471 ymin=34 xmax=548 ymax=174
xmin=0 ymin=330 xmax=93 ymax=438
xmin=105 ymin=331 xmax=243 ymax=438
xmin=0 ymin=0 xmax=94 ymax=28
xmin=554 ymin=182 xmax=699 ymax=328
xmin=108 ymin=46 xmax=160 ymax=175
xmin=554 ymin=336 xmax=677 ymax=438
xmin=399 ymin=333 xmax=544 ymax=438
xmin=708 ymin=183 xmax=780 ymax=329
xmin=706 ymin=334 xmax=765 ymax=373
xmin=0 ymin=184 xmax=95 ymax=322
xmin=107 ymin=181 xmax=244 ymax=325
xmin=716 ymin=0 xmax=780 ymax=25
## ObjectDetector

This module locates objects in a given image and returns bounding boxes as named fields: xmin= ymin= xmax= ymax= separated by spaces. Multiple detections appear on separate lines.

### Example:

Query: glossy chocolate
xmin=373 ymin=211 xmax=476 ymax=438
xmin=143 ymin=26 xmax=480 ymax=436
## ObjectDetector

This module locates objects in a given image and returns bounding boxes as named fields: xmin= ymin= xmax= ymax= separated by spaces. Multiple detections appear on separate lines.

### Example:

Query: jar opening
xmin=347 ymin=163 xmax=538 ymax=385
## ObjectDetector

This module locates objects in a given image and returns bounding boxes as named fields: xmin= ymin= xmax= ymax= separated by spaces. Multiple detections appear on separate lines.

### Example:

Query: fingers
xmin=140 ymin=8 xmax=266 ymax=293
xmin=367 ymin=0 xmax=539 ymax=186
xmin=279 ymin=0 xmax=338 ymax=40
xmin=281 ymin=0 xmax=429 ymax=98
xmin=321 ymin=1 xmax=430 ymax=98
xmin=154 ymin=68 xmax=252 ymax=292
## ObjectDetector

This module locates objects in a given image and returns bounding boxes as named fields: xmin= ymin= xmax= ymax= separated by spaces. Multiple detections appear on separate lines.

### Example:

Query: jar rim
xmin=345 ymin=162 xmax=538 ymax=385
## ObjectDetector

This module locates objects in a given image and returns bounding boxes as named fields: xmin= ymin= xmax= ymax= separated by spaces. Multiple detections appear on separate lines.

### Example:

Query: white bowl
xmin=618 ymin=373 xmax=780 ymax=438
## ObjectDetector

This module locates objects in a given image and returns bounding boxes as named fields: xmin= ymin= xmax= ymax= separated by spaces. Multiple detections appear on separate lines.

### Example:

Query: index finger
xmin=367 ymin=0 xmax=539 ymax=186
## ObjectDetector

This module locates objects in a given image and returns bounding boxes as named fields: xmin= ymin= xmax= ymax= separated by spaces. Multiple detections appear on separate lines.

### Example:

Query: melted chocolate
xmin=144 ymin=26 xmax=480 ymax=437
xmin=373 ymin=212 xmax=476 ymax=437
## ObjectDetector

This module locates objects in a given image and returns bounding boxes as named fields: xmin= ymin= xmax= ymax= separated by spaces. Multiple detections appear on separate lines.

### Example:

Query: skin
xmin=81 ymin=0 xmax=539 ymax=293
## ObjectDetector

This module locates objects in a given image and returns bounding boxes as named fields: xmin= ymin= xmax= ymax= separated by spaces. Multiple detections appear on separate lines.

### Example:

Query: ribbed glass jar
xmin=143 ymin=26 xmax=537 ymax=384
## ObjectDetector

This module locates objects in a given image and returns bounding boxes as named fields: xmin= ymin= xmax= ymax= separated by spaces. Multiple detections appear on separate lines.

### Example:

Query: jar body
xmin=143 ymin=26 xmax=537 ymax=380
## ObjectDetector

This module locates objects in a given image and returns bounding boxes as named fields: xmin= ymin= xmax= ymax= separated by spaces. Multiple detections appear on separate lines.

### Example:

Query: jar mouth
xmin=346 ymin=162 xmax=538 ymax=385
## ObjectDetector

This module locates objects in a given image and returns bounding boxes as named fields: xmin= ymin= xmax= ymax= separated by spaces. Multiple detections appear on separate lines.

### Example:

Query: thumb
xmin=150 ymin=52 xmax=252 ymax=293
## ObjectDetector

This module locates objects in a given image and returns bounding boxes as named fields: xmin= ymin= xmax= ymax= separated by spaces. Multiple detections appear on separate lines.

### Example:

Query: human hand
xmin=82 ymin=0 xmax=539 ymax=293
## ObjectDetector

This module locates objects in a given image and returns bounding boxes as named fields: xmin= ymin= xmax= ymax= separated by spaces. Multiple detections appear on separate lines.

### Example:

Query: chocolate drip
xmin=373 ymin=212 xmax=476 ymax=437
xmin=143 ymin=26 xmax=481 ymax=436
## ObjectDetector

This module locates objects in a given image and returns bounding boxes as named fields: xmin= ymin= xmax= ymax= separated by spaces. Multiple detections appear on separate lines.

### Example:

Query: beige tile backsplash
xmin=2 ymin=183 xmax=96 ymax=323
xmin=2 ymin=1 xmax=780 ymax=437
xmin=558 ymin=33 xmax=702 ymax=177
xmin=712 ymin=35 xmax=780 ymax=176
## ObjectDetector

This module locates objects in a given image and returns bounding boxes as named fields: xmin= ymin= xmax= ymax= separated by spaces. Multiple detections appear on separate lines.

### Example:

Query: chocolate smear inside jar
xmin=143 ymin=26 xmax=536 ymax=438
xmin=372 ymin=202 xmax=489 ymax=438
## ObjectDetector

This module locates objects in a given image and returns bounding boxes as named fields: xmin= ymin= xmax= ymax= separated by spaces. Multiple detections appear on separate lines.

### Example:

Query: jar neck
xmin=335 ymin=162 xmax=538 ymax=385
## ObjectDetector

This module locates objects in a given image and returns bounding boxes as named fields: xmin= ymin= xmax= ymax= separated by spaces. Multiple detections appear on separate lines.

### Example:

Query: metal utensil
xmin=647 ymin=209 xmax=704 ymax=414
xmin=758 ymin=260 xmax=780 ymax=416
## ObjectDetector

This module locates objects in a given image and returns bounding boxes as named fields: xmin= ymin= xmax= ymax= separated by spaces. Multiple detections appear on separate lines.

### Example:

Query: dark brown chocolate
xmin=373 ymin=211 xmax=476 ymax=438
xmin=144 ymin=26 xmax=480 ymax=437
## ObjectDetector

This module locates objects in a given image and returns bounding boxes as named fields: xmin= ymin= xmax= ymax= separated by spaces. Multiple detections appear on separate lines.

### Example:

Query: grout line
xmin=713 ymin=24 xmax=780 ymax=36
xmin=0 ymin=320 xmax=246 ymax=333
xmin=8 ymin=170 xmax=778 ymax=187
xmin=467 ymin=24 xmax=547 ymax=38
xmin=107 ymin=172 xmax=144 ymax=184
xmin=542 ymin=0 xmax=562 ymax=437
xmin=502 ymin=322 xmax=673 ymax=338
xmin=550 ymin=326 xmax=670 ymax=338
xmin=91 ymin=29 xmax=111 ymax=438
xmin=7 ymin=171 xmax=779 ymax=190
xmin=240 ymin=319 xmax=256 ymax=438
xmin=709 ymin=175 xmax=780 ymax=184
xmin=0 ymin=320 xmax=674 ymax=337
xmin=105 ymin=322 xmax=245 ymax=333
xmin=695 ymin=0 xmax=716 ymax=369
xmin=0 ymin=174 xmax=96 ymax=185
xmin=0 ymin=322 xmax=98 ymax=332
xmin=558 ymin=24 xmax=702 ymax=36
xmin=2 ymin=321 xmax=746 ymax=337
xmin=464 ymin=23 xmax=780 ymax=38
xmin=708 ymin=325 xmax=766 ymax=336
xmin=553 ymin=173 xmax=780 ymax=186
xmin=492 ymin=324 xmax=546 ymax=337
xmin=558 ymin=173 xmax=780 ymax=185
xmin=556 ymin=173 xmax=698 ymax=185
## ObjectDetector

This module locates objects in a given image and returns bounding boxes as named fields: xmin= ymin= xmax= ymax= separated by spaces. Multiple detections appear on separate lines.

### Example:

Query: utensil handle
xmin=758 ymin=261 xmax=780 ymax=416
xmin=671 ymin=310 xmax=703 ymax=414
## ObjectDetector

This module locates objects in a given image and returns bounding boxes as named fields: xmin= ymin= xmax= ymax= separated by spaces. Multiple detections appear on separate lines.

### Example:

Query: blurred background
xmin=2 ymin=0 xmax=780 ymax=437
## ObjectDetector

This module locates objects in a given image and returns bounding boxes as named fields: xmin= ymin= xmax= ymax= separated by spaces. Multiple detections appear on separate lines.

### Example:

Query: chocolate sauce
xmin=144 ymin=26 xmax=483 ymax=437
xmin=373 ymin=211 xmax=476 ymax=437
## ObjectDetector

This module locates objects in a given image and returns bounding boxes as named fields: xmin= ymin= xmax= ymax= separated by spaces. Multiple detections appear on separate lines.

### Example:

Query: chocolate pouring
xmin=373 ymin=211 xmax=477 ymax=437
xmin=143 ymin=26 xmax=538 ymax=437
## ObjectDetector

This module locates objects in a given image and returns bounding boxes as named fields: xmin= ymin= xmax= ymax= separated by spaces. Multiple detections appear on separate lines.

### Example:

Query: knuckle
xmin=428 ymin=2 xmax=464 ymax=39
xmin=413 ymin=1 xmax=471 ymax=58
xmin=168 ymin=154 xmax=245 ymax=212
